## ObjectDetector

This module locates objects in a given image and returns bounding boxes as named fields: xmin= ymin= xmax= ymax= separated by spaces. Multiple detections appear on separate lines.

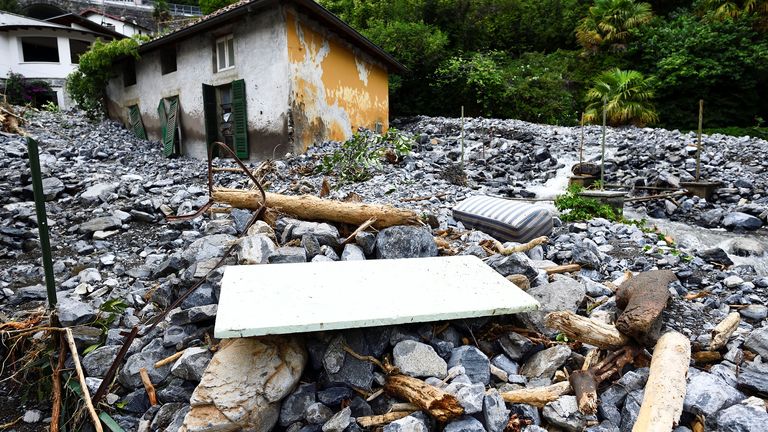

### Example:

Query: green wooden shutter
xmin=231 ymin=79 xmax=248 ymax=159
xmin=157 ymin=99 xmax=167 ymax=146
xmin=128 ymin=105 xmax=146 ymax=139
xmin=202 ymin=84 xmax=218 ymax=152
xmin=164 ymin=97 xmax=179 ymax=157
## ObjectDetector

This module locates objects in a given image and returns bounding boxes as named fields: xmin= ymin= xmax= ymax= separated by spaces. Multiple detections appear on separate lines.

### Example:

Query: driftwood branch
xmin=154 ymin=350 xmax=185 ymax=368
xmin=65 ymin=328 xmax=103 ymax=432
xmin=139 ymin=368 xmax=158 ymax=406
xmin=500 ymin=381 xmax=572 ymax=407
xmin=709 ymin=312 xmax=740 ymax=351
xmin=487 ymin=236 xmax=549 ymax=256
xmin=633 ymin=332 xmax=691 ymax=432
xmin=384 ymin=375 xmax=464 ymax=422
xmin=616 ymin=270 xmax=677 ymax=345
xmin=570 ymin=345 xmax=643 ymax=415
xmin=544 ymin=264 xmax=581 ymax=275
xmin=50 ymin=333 xmax=66 ymax=432
xmin=545 ymin=311 xmax=630 ymax=350
xmin=357 ymin=411 xmax=414 ymax=427
xmin=212 ymin=188 xmax=420 ymax=229
xmin=342 ymin=218 xmax=377 ymax=245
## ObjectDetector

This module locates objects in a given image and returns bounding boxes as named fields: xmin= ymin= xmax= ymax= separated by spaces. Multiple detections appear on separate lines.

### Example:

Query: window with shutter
xmin=128 ymin=105 xmax=146 ymax=139
xmin=231 ymin=79 xmax=248 ymax=159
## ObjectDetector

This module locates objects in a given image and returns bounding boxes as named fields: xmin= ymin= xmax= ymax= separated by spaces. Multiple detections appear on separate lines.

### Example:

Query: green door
xmin=231 ymin=79 xmax=248 ymax=159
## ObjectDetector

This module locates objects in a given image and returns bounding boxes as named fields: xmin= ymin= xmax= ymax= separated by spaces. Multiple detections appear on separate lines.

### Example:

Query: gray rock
xmin=158 ymin=378 xmax=196 ymax=403
xmin=282 ymin=218 xmax=340 ymax=248
xmin=509 ymin=403 xmax=541 ymax=425
xmin=723 ymin=212 xmax=763 ymax=231
xmin=542 ymin=395 xmax=588 ymax=432
xmin=118 ymin=341 xmax=174 ymax=389
xmin=317 ymin=387 xmax=353 ymax=408
xmin=499 ymin=332 xmax=533 ymax=361
xmin=163 ymin=405 xmax=190 ymax=432
xmin=326 ymin=332 xmax=375 ymax=390
xmin=447 ymin=346 xmax=490 ymax=385
xmin=23 ymin=409 xmax=42 ymax=423
xmin=281 ymin=383 xmax=317 ymax=426
xmin=230 ymin=208 xmax=253 ymax=234
xmin=393 ymin=340 xmax=447 ymax=378
xmin=697 ymin=247 xmax=734 ymax=266
xmin=341 ymin=244 xmax=366 ymax=261
xmin=375 ymin=226 xmax=438 ymax=259
xmin=620 ymin=389 xmax=644 ymax=432
xmin=41 ymin=177 xmax=65 ymax=200
xmin=716 ymin=402 xmax=768 ymax=432
xmin=683 ymin=372 xmax=745 ymax=417
xmin=171 ymin=347 xmax=212 ymax=382
xmin=238 ymin=234 xmax=277 ymax=264
xmin=572 ymin=238 xmax=603 ymax=269
xmin=302 ymin=234 xmax=322 ymax=259
xmin=745 ymin=327 xmax=768 ymax=358
xmin=491 ymin=354 xmax=519 ymax=377
xmin=383 ymin=414 xmax=429 ymax=432
xmin=120 ymin=388 xmax=151 ymax=413
xmin=169 ymin=304 xmax=217 ymax=325
xmin=355 ymin=231 xmax=376 ymax=256
xmin=78 ymin=216 xmax=121 ymax=234
xmin=452 ymin=382 xmax=485 ymax=414
xmin=322 ymin=406 xmax=351 ymax=432
xmin=519 ymin=274 xmax=585 ymax=336
xmin=182 ymin=234 xmax=236 ymax=263
xmin=731 ymin=238 xmax=766 ymax=257
xmin=520 ymin=344 xmax=571 ymax=380
xmin=483 ymin=389 xmax=510 ymax=432
xmin=486 ymin=252 xmax=538 ymax=281
xmin=269 ymin=246 xmax=308 ymax=263
xmin=82 ymin=345 xmax=121 ymax=378
xmin=444 ymin=416 xmax=485 ymax=432
xmin=149 ymin=402 xmax=184 ymax=431
xmin=587 ymin=421 xmax=620 ymax=432
xmin=57 ymin=296 xmax=97 ymax=327
xmin=741 ymin=305 xmax=768 ymax=321
xmin=737 ymin=361 xmax=768 ymax=394
xmin=80 ymin=182 xmax=117 ymax=202
xmin=305 ymin=402 xmax=333 ymax=424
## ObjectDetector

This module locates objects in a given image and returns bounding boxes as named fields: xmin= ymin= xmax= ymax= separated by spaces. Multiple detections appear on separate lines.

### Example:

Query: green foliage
xmin=629 ymin=13 xmax=768 ymax=127
xmin=200 ymin=0 xmax=237 ymax=15
xmin=153 ymin=0 xmax=172 ymax=25
xmin=554 ymin=185 xmax=622 ymax=222
xmin=2 ymin=72 xmax=56 ymax=107
xmin=42 ymin=100 xmax=60 ymax=113
xmin=583 ymin=68 xmax=658 ymax=125
xmin=0 ymin=0 xmax=20 ymax=13
xmin=576 ymin=0 xmax=654 ymax=52
xmin=318 ymin=129 xmax=413 ymax=185
xmin=66 ymin=37 xmax=142 ymax=118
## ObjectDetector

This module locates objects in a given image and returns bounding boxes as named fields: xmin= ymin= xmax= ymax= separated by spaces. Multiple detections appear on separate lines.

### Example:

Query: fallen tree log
xmin=633 ymin=332 xmax=691 ymax=432
xmin=709 ymin=311 xmax=740 ymax=351
xmin=383 ymin=374 xmax=464 ymax=422
xmin=500 ymin=381 xmax=572 ymax=407
xmin=615 ymin=270 xmax=677 ymax=345
xmin=212 ymin=188 xmax=421 ymax=229
xmin=570 ymin=345 xmax=643 ymax=415
xmin=545 ymin=311 xmax=630 ymax=350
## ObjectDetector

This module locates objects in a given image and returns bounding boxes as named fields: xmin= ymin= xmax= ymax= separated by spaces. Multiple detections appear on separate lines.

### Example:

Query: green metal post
xmin=460 ymin=105 xmax=465 ymax=169
xmin=696 ymin=99 xmax=703 ymax=182
xmin=26 ymin=137 xmax=57 ymax=308
xmin=601 ymin=99 xmax=607 ymax=190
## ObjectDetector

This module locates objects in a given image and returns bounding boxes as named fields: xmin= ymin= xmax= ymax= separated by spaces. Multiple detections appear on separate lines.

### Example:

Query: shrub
xmin=555 ymin=185 xmax=622 ymax=222
xmin=318 ymin=129 xmax=413 ymax=185
xmin=2 ymin=72 xmax=56 ymax=107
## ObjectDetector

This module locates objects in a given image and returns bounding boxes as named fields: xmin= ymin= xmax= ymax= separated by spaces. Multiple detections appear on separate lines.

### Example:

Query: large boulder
xmin=375 ymin=226 xmax=438 ymax=259
xmin=519 ymin=275 xmax=585 ymax=336
xmin=722 ymin=212 xmax=763 ymax=231
xmin=181 ymin=336 xmax=306 ymax=432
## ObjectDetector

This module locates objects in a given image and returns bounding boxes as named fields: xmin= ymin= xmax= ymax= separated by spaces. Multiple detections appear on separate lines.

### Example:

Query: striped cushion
xmin=453 ymin=195 xmax=553 ymax=243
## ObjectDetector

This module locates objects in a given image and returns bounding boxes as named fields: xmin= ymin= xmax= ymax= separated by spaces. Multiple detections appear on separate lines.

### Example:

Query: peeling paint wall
xmin=285 ymin=7 xmax=389 ymax=150
xmin=105 ymin=8 xmax=290 ymax=160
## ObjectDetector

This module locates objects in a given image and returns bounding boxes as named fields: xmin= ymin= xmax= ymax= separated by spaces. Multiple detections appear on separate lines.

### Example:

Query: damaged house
xmin=105 ymin=0 xmax=405 ymax=160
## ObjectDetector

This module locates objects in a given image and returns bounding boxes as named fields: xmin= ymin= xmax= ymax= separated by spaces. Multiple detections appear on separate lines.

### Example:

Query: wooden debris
xmin=692 ymin=351 xmax=721 ymax=364
xmin=139 ymin=368 xmax=158 ymax=406
xmin=50 ymin=334 xmax=66 ymax=432
xmin=633 ymin=332 xmax=691 ymax=432
xmin=500 ymin=381 xmax=572 ymax=407
xmin=154 ymin=350 xmax=185 ymax=368
xmin=341 ymin=218 xmax=377 ymax=245
xmin=212 ymin=188 xmax=420 ymax=229
xmin=545 ymin=311 xmax=630 ymax=350
xmin=615 ymin=270 xmax=677 ymax=345
xmin=709 ymin=312 xmax=741 ymax=351
xmin=319 ymin=177 xmax=331 ymax=198
xmin=357 ymin=411 xmax=414 ymax=427
xmin=543 ymin=264 xmax=581 ymax=275
xmin=65 ymin=328 xmax=103 ymax=432
xmin=484 ymin=236 xmax=549 ymax=256
xmin=570 ymin=345 xmax=643 ymax=415
xmin=384 ymin=374 xmax=464 ymax=422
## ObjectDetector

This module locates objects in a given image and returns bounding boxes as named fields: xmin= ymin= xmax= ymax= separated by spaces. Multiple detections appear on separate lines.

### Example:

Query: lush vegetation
xmin=0 ymin=0 xmax=20 ymax=13
xmin=555 ymin=185 xmax=623 ymax=222
xmin=66 ymin=37 xmax=144 ymax=118
xmin=317 ymin=0 xmax=768 ymax=129
xmin=318 ymin=129 xmax=413 ymax=185
xmin=199 ymin=0 xmax=237 ymax=15
xmin=1 ymin=72 xmax=56 ymax=107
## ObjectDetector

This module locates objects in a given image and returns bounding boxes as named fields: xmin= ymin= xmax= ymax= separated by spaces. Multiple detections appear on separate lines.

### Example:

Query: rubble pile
xmin=1 ymin=110 xmax=767 ymax=432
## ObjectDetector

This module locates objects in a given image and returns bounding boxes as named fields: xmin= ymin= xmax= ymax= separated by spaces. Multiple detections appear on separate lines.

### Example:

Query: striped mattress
xmin=452 ymin=195 xmax=553 ymax=243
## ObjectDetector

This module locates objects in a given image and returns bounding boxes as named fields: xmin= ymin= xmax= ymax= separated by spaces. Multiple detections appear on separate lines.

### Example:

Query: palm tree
xmin=583 ymin=68 xmax=658 ymax=126
xmin=705 ymin=0 xmax=768 ymax=29
xmin=576 ymin=0 xmax=653 ymax=53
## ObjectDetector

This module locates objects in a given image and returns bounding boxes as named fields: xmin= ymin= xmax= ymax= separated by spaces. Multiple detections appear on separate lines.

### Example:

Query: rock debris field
xmin=1 ymin=110 xmax=768 ymax=432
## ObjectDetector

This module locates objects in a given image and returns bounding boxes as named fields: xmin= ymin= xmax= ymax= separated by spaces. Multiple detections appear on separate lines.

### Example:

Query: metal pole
xmin=696 ymin=99 xmax=703 ymax=182
xmin=26 ymin=137 xmax=57 ymax=308
xmin=460 ymin=106 xmax=465 ymax=169
xmin=579 ymin=112 xmax=585 ymax=166
xmin=601 ymin=99 xmax=607 ymax=190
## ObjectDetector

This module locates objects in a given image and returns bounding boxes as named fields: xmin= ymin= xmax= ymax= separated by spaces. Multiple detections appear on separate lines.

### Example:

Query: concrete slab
xmin=214 ymin=255 xmax=540 ymax=338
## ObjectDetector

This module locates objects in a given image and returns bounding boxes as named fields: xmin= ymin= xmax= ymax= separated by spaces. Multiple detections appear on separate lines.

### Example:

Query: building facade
xmin=104 ymin=0 xmax=404 ymax=160
xmin=0 ymin=11 xmax=119 ymax=108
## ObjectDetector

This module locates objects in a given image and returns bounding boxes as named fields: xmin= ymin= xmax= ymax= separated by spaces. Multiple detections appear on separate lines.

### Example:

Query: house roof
xmin=46 ymin=13 xmax=125 ymax=39
xmin=138 ymin=0 xmax=407 ymax=73
xmin=0 ymin=11 xmax=117 ymax=38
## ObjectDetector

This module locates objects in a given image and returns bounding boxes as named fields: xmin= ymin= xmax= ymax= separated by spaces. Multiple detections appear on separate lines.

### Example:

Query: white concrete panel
xmin=214 ymin=255 xmax=540 ymax=338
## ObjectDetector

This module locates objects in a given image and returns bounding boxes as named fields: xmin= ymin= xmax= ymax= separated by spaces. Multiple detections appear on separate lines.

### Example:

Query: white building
xmin=80 ymin=9 xmax=151 ymax=37
xmin=0 ymin=11 xmax=120 ymax=108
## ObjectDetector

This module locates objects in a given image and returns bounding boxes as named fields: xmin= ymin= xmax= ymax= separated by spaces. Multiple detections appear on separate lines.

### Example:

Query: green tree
xmin=583 ymin=68 xmax=657 ymax=125
xmin=629 ymin=13 xmax=768 ymax=127
xmin=0 ymin=0 xmax=20 ymax=13
xmin=576 ymin=0 xmax=653 ymax=52
xmin=66 ymin=37 xmax=142 ymax=118
xmin=199 ymin=0 xmax=237 ymax=15
xmin=153 ymin=0 xmax=172 ymax=30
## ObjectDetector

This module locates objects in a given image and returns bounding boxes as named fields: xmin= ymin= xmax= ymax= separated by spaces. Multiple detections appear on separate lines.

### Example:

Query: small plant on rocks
xmin=555 ymin=184 xmax=622 ymax=222
xmin=318 ymin=129 xmax=413 ymax=185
